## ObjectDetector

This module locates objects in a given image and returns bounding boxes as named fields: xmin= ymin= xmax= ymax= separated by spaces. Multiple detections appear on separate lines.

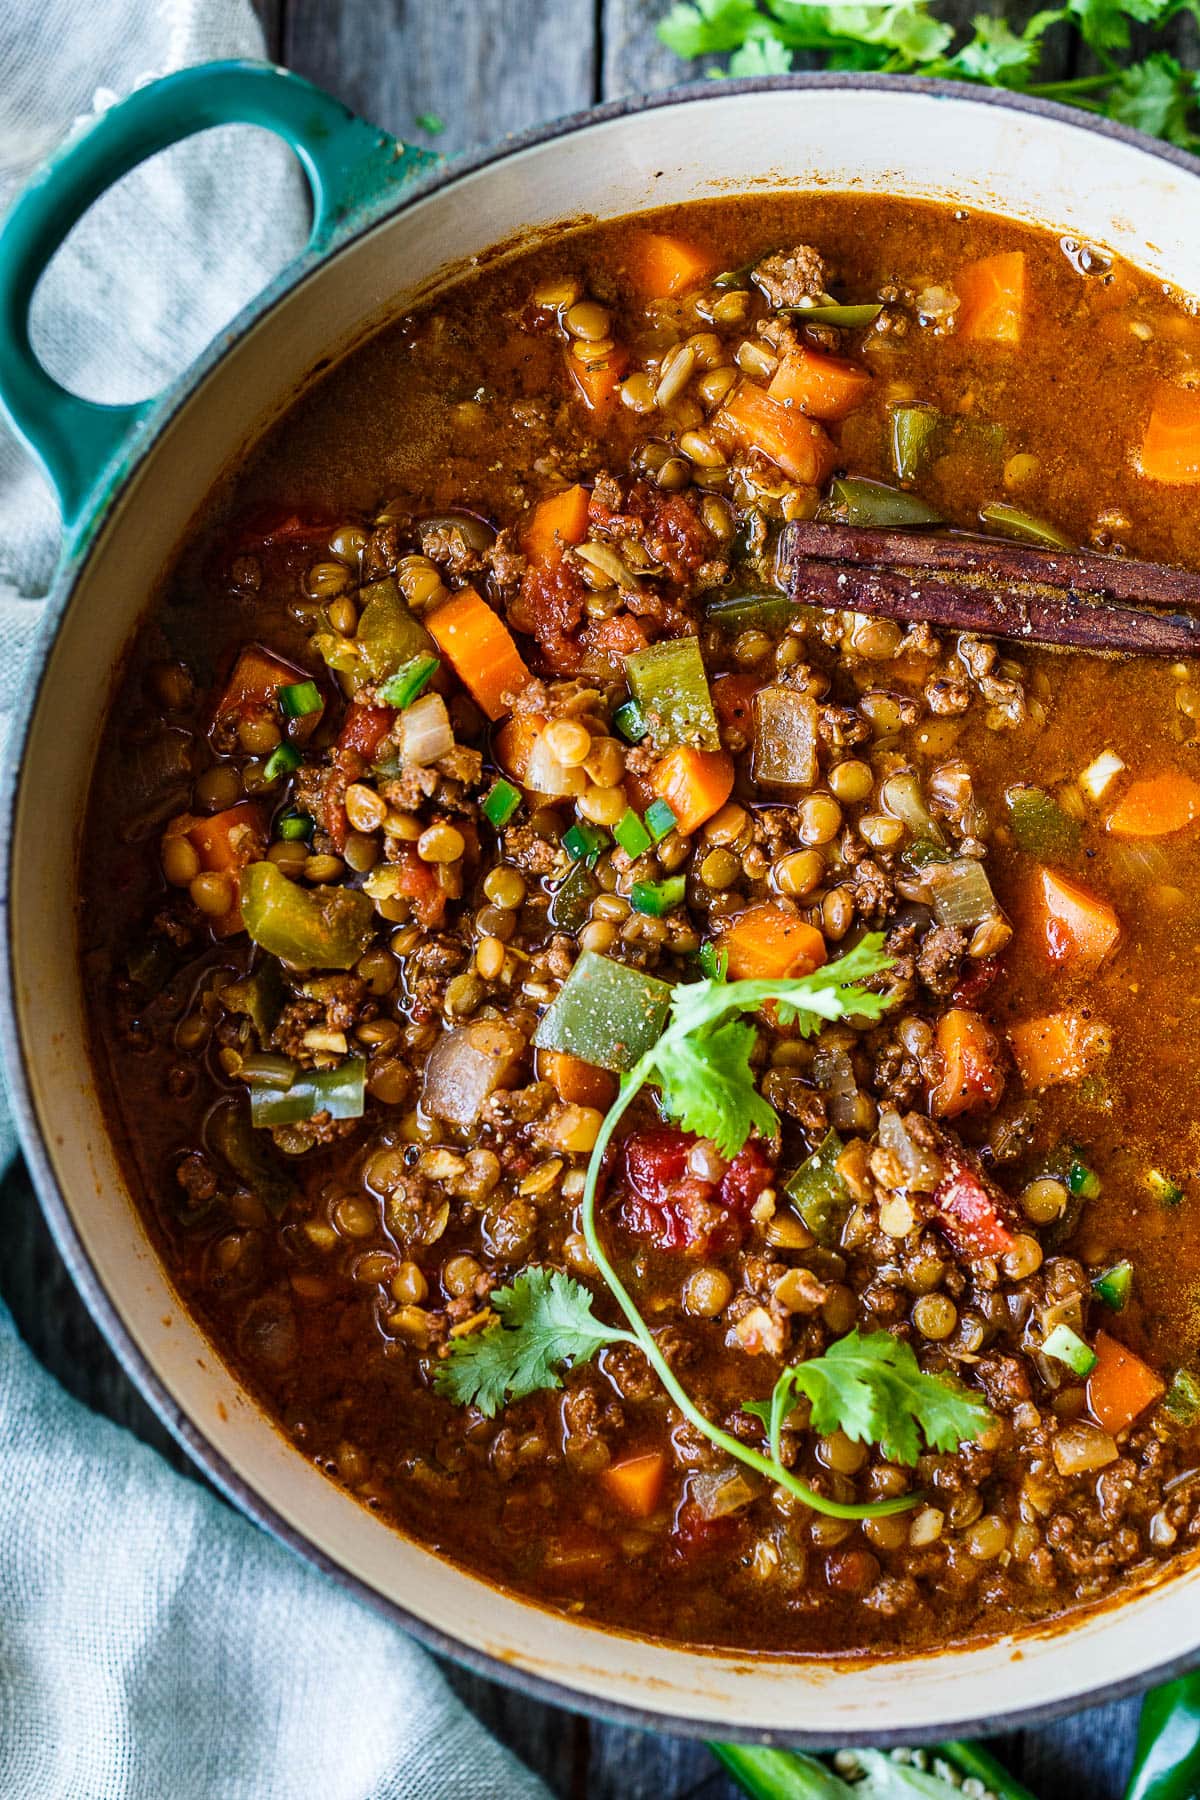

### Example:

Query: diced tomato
xmin=669 ymin=1499 xmax=741 ymax=1563
xmin=587 ymin=480 xmax=715 ymax=585
xmin=951 ymin=954 xmax=1003 ymax=1008
xmin=337 ymin=703 xmax=396 ymax=766
xmin=932 ymin=1143 xmax=1016 ymax=1260
xmin=232 ymin=510 xmax=333 ymax=550
xmin=390 ymin=846 xmax=447 ymax=929
xmin=620 ymin=1128 xmax=772 ymax=1254
xmin=711 ymin=672 xmax=759 ymax=733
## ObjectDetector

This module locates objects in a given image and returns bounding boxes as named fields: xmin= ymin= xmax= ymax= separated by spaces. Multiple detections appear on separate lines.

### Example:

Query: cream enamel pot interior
xmin=4 ymin=61 xmax=1200 ymax=1744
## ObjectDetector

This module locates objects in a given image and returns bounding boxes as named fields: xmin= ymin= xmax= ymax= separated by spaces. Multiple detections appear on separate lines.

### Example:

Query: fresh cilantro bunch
xmin=438 ymin=938 xmax=996 ymax=1519
xmin=658 ymin=0 xmax=1200 ymax=151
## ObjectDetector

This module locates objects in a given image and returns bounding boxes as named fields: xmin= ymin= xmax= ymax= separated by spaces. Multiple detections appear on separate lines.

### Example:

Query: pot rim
xmin=6 ymin=69 xmax=1200 ymax=1744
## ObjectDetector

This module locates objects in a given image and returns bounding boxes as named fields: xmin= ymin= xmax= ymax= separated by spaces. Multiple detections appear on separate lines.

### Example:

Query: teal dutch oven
xmin=5 ymin=56 xmax=1200 ymax=1743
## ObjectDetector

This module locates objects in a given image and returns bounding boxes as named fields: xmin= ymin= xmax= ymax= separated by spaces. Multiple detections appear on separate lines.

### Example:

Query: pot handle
xmin=0 ymin=60 xmax=435 ymax=533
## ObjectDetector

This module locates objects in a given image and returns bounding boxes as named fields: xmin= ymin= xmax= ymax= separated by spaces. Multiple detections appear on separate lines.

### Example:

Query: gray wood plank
xmin=284 ymin=0 xmax=596 ymax=156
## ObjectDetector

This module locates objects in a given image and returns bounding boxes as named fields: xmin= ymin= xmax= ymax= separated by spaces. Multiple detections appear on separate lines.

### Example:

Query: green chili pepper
xmin=205 ymin=1094 xmax=295 ymax=1217
xmin=1068 ymin=1157 xmax=1102 ymax=1199
xmin=630 ymin=874 xmax=686 ymax=917
xmin=1127 ymin=1675 xmax=1200 ymax=1800
xmin=979 ymin=501 xmax=1074 ymax=551
xmin=705 ymin=591 xmax=796 ymax=633
xmin=248 ymin=1057 xmax=366 ymax=1128
xmin=698 ymin=941 xmax=728 ymax=980
xmin=548 ymin=860 xmax=599 ymax=932
xmin=344 ymin=577 xmax=434 ymax=687
xmin=784 ymin=1130 xmax=850 ymax=1246
xmin=220 ymin=960 xmax=286 ymax=1039
xmin=482 ymin=779 xmax=521 ymax=828
xmin=890 ymin=403 xmax=942 ymax=483
xmin=713 ymin=253 xmax=770 ymax=291
xmin=1042 ymin=1323 xmax=1097 ymax=1376
xmin=782 ymin=302 xmax=883 ymax=328
xmin=625 ymin=638 xmax=720 ymax=751
xmin=263 ymin=742 xmax=302 ymax=783
xmin=532 ymin=951 xmax=672 ymax=1072
xmin=1149 ymin=1169 xmax=1186 ymax=1207
xmin=1092 ymin=1259 xmax=1133 ymax=1310
xmin=277 ymin=679 xmax=322 ymax=719
xmin=378 ymin=653 xmax=439 ymax=709
xmin=613 ymin=698 xmax=648 ymax=743
xmin=240 ymin=861 xmax=375 ymax=970
xmin=613 ymin=808 xmax=653 ymax=859
xmin=1162 ymin=1368 xmax=1200 ymax=1426
xmin=563 ymin=822 xmax=609 ymax=867
xmin=823 ymin=476 xmax=945 ymax=529
xmin=644 ymin=799 xmax=678 ymax=843
xmin=277 ymin=810 xmax=313 ymax=842
xmin=1006 ymin=785 xmax=1082 ymax=859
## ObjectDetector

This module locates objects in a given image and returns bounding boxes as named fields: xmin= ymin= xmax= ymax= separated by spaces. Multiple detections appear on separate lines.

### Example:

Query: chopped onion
xmin=1080 ymin=751 xmax=1125 ymax=804
xmin=525 ymin=728 xmax=589 ymax=797
xmin=1052 ymin=1421 xmax=1118 ymax=1477
xmin=1109 ymin=837 xmax=1173 ymax=887
xmin=689 ymin=1466 xmax=758 ymax=1520
xmin=877 ymin=1107 xmax=943 ymax=1193
xmin=421 ymin=1020 xmax=526 ymax=1127
xmin=926 ymin=857 xmax=999 ymax=930
xmin=879 ymin=769 xmax=944 ymax=844
xmin=752 ymin=686 xmax=818 ymax=792
xmin=398 ymin=691 xmax=454 ymax=766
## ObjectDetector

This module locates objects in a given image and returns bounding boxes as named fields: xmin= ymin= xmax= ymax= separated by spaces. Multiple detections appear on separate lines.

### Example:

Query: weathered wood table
xmin=10 ymin=0 xmax=1187 ymax=1791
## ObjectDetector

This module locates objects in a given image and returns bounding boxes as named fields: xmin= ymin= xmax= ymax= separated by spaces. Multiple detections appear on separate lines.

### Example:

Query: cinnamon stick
xmin=779 ymin=522 xmax=1200 ymax=656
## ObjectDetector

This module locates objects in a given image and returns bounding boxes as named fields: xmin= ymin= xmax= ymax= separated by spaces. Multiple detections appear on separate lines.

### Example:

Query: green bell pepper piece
xmin=613 ymin=808 xmax=652 ymax=859
xmin=1162 ymin=1368 xmax=1200 ymax=1426
xmin=1042 ymin=1323 xmax=1097 ymax=1376
xmin=1092 ymin=1259 xmax=1132 ymax=1310
xmin=979 ymin=501 xmax=1073 ymax=551
xmin=532 ymin=951 xmax=672 ymax=1072
xmin=1006 ymin=785 xmax=1081 ymax=859
xmin=625 ymin=638 xmax=720 ymax=752
xmin=205 ymin=1095 xmax=296 ymax=1216
xmin=548 ymin=860 xmax=599 ymax=932
xmin=644 ymin=799 xmax=678 ymax=844
xmin=240 ymin=861 xmax=375 ymax=970
xmin=248 ymin=1057 xmax=366 ymax=1127
xmin=784 ymin=1130 xmax=850 ymax=1246
xmin=220 ymin=959 xmax=286 ymax=1038
xmin=482 ymin=778 xmax=521 ymax=827
xmin=705 ymin=592 xmax=796 ymax=633
xmin=630 ymin=874 xmax=685 ymax=917
xmin=823 ymin=476 xmax=944 ymax=529
xmin=351 ymin=577 xmax=435 ymax=686
xmin=890 ymin=404 xmax=942 ymax=484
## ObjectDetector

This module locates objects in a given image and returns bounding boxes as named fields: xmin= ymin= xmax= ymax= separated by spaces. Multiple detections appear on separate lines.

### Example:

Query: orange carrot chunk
xmin=164 ymin=802 xmax=267 ymax=937
xmin=1106 ymin=769 xmax=1200 ymax=837
xmin=954 ymin=250 xmax=1026 ymax=345
xmin=767 ymin=346 xmax=872 ymax=422
xmin=719 ymin=902 xmax=827 ymax=983
xmin=929 ymin=1009 xmax=1005 ymax=1119
xmin=426 ymin=587 xmax=531 ymax=721
xmin=537 ymin=1049 xmax=618 ymax=1111
xmin=567 ymin=345 xmax=629 ymax=418
xmin=600 ymin=1451 xmax=668 ymax=1519
xmin=1137 ymin=383 xmax=1200 ymax=485
xmin=1034 ymin=867 xmax=1121 ymax=972
xmin=1008 ymin=1011 xmax=1110 ymax=1090
xmin=216 ymin=644 xmax=322 ymax=737
xmin=627 ymin=231 xmax=716 ymax=299
xmin=523 ymin=485 xmax=590 ymax=564
xmin=650 ymin=745 xmax=735 ymax=837
xmin=1088 ymin=1331 xmax=1165 ymax=1436
xmin=493 ymin=712 xmax=548 ymax=784
xmin=713 ymin=382 xmax=837 ymax=485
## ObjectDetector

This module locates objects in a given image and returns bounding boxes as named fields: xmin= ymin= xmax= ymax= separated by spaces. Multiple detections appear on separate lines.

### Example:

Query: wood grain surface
xmin=12 ymin=0 xmax=1187 ymax=1791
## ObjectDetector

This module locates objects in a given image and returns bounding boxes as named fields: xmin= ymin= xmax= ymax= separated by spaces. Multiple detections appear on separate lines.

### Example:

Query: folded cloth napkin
xmin=0 ymin=3 xmax=551 ymax=1795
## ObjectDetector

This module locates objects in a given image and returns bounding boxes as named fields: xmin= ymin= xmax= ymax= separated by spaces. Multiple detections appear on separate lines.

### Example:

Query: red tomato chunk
xmin=620 ymin=1128 xmax=773 ymax=1254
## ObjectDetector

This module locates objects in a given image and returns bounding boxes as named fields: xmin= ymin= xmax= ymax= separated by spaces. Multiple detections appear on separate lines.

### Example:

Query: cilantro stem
xmin=579 ymin=1038 xmax=915 ymax=1523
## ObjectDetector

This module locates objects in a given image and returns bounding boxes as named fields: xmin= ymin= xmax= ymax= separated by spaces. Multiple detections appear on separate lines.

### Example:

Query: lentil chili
xmin=84 ymin=193 xmax=1200 ymax=1656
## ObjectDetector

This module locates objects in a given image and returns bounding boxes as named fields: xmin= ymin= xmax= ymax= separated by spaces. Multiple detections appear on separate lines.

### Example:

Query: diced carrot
xmin=953 ymin=250 xmax=1026 ymax=345
xmin=1137 ymin=383 xmax=1200 ymax=485
xmin=713 ymin=382 xmax=837 ymax=485
xmin=215 ymin=644 xmax=321 ymax=737
xmin=1088 ymin=1331 xmax=1165 ymax=1436
xmin=337 ymin=702 xmax=395 ymax=765
xmin=711 ymin=673 xmax=759 ymax=733
xmin=538 ymin=1049 xmax=618 ymax=1111
xmin=627 ymin=231 xmax=716 ymax=300
xmin=767 ymin=347 xmax=872 ymax=422
xmin=600 ymin=1451 xmax=667 ymax=1518
xmin=426 ymin=587 xmax=532 ymax=721
xmin=1008 ymin=1010 xmax=1110 ymax=1090
xmin=523 ymin=485 xmax=590 ymax=564
xmin=567 ymin=345 xmax=629 ymax=418
xmin=1106 ymin=769 xmax=1200 ymax=837
xmin=494 ymin=713 xmax=547 ymax=784
xmin=650 ymin=745 xmax=735 ymax=837
xmin=390 ymin=845 xmax=446 ymax=929
xmin=164 ymin=802 xmax=267 ymax=937
xmin=719 ymin=902 xmax=827 ymax=983
xmin=929 ymin=1008 xmax=1005 ymax=1119
xmin=1034 ymin=867 xmax=1121 ymax=973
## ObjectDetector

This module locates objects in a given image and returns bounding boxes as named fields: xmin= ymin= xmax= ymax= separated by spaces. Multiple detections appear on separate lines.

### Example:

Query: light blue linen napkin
xmin=0 ymin=3 xmax=554 ymax=1794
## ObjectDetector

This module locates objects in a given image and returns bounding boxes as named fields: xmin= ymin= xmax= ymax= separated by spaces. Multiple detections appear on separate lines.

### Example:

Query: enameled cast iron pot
xmin=4 ymin=60 xmax=1200 ymax=1745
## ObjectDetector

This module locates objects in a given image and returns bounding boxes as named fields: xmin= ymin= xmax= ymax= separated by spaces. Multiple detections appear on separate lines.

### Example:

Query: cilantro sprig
xmin=658 ymin=0 xmax=1200 ymax=152
xmin=439 ymin=937 xmax=996 ymax=1519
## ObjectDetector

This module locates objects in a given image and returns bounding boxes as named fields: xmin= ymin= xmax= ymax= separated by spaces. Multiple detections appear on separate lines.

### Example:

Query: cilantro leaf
xmin=1106 ymin=52 xmax=1200 ymax=146
xmin=947 ymin=13 xmax=1041 ymax=81
xmin=764 ymin=1328 xmax=994 ymax=1466
xmin=655 ymin=1016 xmax=777 ymax=1155
xmin=729 ymin=28 xmax=795 ymax=71
xmin=659 ymin=0 xmax=764 ymax=57
xmin=435 ymin=1269 xmax=633 ymax=1416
